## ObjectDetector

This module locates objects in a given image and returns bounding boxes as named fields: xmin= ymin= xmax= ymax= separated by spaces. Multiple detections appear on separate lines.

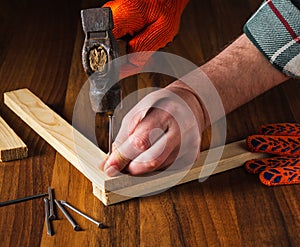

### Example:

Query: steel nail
xmin=44 ymin=198 xmax=53 ymax=236
xmin=108 ymin=114 xmax=114 ymax=155
xmin=60 ymin=200 xmax=106 ymax=229
xmin=0 ymin=193 xmax=48 ymax=207
xmin=48 ymin=187 xmax=56 ymax=220
xmin=54 ymin=199 xmax=81 ymax=231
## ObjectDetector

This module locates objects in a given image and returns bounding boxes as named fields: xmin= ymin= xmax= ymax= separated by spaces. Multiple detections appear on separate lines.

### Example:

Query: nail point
xmin=98 ymin=222 xmax=106 ymax=229
xmin=74 ymin=225 xmax=82 ymax=231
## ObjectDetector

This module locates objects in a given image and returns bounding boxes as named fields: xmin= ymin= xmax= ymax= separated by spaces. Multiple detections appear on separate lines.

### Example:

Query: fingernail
xmin=104 ymin=165 xmax=118 ymax=177
xmin=98 ymin=155 xmax=108 ymax=171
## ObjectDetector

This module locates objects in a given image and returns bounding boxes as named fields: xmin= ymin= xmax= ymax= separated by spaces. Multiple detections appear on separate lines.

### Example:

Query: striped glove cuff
xmin=244 ymin=0 xmax=300 ymax=78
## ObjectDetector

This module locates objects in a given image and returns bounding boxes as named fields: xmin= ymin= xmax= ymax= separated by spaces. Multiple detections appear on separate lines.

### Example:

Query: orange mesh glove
xmin=245 ymin=123 xmax=300 ymax=186
xmin=103 ymin=0 xmax=189 ymax=66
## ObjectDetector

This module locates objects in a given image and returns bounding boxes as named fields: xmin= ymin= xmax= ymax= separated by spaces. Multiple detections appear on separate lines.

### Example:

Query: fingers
xmin=245 ymin=156 xmax=300 ymax=174
xmin=99 ymin=88 xmax=201 ymax=176
xmin=103 ymin=1 xmax=147 ymax=39
xmin=259 ymin=165 xmax=300 ymax=186
xmin=126 ymin=125 xmax=200 ymax=175
xmin=259 ymin=123 xmax=300 ymax=136
xmin=100 ymin=108 xmax=172 ymax=176
xmin=100 ymin=109 xmax=200 ymax=176
xmin=125 ymin=126 xmax=180 ymax=175
xmin=246 ymin=124 xmax=300 ymax=186
xmin=103 ymin=0 xmax=185 ymax=68
xmin=112 ymin=97 xmax=156 ymax=148
xmin=244 ymin=157 xmax=300 ymax=186
xmin=113 ymin=89 xmax=172 ymax=146
xmin=99 ymin=146 xmax=131 ymax=176
xmin=246 ymin=135 xmax=300 ymax=156
xmin=127 ymin=18 xmax=180 ymax=66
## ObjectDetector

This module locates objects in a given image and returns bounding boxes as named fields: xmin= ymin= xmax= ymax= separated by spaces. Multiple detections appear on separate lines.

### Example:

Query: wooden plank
xmin=4 ymin=88 xmax=109 ymax=191
xmin=4 ymin=88 xmax=266 ymax=205
xmin=0 ymin=116 xmax=27 ymax=162
xmin=92 ymin=139 xmax=267 ymax=205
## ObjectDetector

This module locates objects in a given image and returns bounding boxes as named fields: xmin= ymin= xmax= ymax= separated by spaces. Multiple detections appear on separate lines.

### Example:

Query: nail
xmin=54 ymin=200 xmax=81 ymax=231
xmin=48 ymin=187 xmax=56 ymax=220
xmin=0 ymin=193 xmax=48 ymax=207
xmin=60 ymin=200 xmax=106 ymax=229
xmin=108 ymin=114 xmax=114 ymax=155
xmin=44 ymin=198 xmax=53 ymax=236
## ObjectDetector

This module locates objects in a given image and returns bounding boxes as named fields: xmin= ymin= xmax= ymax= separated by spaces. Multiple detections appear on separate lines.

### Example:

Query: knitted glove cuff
xmin=243 ymin=0 xmax=300 ymax=78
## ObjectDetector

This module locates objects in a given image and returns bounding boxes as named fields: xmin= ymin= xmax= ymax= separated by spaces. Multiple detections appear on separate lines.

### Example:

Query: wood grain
xmin=0 ymin=116 xmax=27 ymax=161
xmin=4 ymin=88 xmax=109 ymax=190
xmin=93 ymin=140 xmax=267 ymax=205
xmin=1 ymin=0 xmax=300 ymax=246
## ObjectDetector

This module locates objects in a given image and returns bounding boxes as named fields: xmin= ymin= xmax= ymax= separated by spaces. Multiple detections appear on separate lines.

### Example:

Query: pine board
xmin=0 ymin=116 xmax=28 ymax=162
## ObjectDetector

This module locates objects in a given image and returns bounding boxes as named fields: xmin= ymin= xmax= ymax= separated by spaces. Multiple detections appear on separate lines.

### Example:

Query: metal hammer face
xmin=81 ymin=8 xmax=121 ymax=113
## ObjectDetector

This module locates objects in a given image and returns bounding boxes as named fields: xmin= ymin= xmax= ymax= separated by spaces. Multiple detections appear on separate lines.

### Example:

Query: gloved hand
xmin=245 ymin=123 xmax=300 ymax=186
xmin=103 ymin=0 xmax=189 ymax=66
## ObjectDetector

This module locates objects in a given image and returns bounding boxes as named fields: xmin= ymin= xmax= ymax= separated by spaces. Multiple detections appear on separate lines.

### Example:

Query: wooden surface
xmin=3 ymin=89 xmax=268 ymax=205
xmin=0 ymin=116 xmax=27 ymax=162
xmin=0 ymin=0 xmax=299 ymax=246
xmin=4 ymin=88 xmax=109 ymax=191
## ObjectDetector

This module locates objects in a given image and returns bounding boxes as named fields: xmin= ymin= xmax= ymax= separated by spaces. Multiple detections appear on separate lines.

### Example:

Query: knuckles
xmin=144 ymin=159 xmax=161 ymax=171
xmin=130 ymin=159 xmax=161 ymax=175
xmin=129 ymin=134 xmax=152 ymax=152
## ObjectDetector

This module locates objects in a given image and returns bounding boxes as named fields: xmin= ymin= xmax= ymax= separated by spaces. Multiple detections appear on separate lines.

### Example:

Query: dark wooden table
xmin=0 ymin=0 xmax=299 ymax=246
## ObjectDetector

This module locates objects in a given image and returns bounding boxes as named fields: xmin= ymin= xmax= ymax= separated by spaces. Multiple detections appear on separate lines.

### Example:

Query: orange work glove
xmin=103 ymin=0 xmax=189 ymax=66
xmin=245 ymin=123 xmax=300 ymax=186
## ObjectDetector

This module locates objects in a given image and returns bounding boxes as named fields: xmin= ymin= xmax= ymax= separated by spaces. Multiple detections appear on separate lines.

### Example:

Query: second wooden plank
xmin=0 ymin=116 xmax=27 ymax=162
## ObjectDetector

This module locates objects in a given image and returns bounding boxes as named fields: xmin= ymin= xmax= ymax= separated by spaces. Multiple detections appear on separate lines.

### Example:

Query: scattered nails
xmin=0 ymin=187 xmax=107 ymax=235
xmin=44 ymin=198 xmax=53 ymax=236
xmin=54 ymin=199 xmax=81 ymax=231
xmin=60 ymin=200 xmax=106 ymax=229
xmin=48 ymin=187 xmax=56 ymax=220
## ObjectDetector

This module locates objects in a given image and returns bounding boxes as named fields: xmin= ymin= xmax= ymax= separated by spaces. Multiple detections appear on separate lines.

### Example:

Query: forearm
xmin=201 ymin=34 xmax=289 ymax=116
xmin=170 ymin=34 xmax=289 ymax=130
xmin=177 ymin=0 xmax=300 ymax=127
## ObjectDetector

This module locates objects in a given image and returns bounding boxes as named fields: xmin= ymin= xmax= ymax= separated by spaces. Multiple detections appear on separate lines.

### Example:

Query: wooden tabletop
xmin=0 ymin=0 xmax=299 ymax=246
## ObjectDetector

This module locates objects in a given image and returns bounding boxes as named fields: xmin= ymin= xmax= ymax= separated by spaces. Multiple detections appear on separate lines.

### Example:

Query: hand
xmin=99 ymin=81 xmax=204 ymax=176
xmin=245 ymin=123 xmax=300 ymax=186
xmin=103 ymin=0 xmax=189 ymax=66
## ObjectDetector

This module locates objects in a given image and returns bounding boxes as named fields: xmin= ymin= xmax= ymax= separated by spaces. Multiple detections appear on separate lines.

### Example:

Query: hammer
xmin=81 ymin=8 xmax=121 ymax=154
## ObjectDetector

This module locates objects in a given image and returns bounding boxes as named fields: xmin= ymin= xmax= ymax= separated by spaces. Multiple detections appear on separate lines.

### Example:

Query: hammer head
xmin=81 ymin=8 xmax=121 ymax=113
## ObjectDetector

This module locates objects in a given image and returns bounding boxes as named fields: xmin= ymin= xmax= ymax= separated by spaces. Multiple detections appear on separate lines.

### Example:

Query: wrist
xmin=166 ymin=81 xmax=208 ymax=132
